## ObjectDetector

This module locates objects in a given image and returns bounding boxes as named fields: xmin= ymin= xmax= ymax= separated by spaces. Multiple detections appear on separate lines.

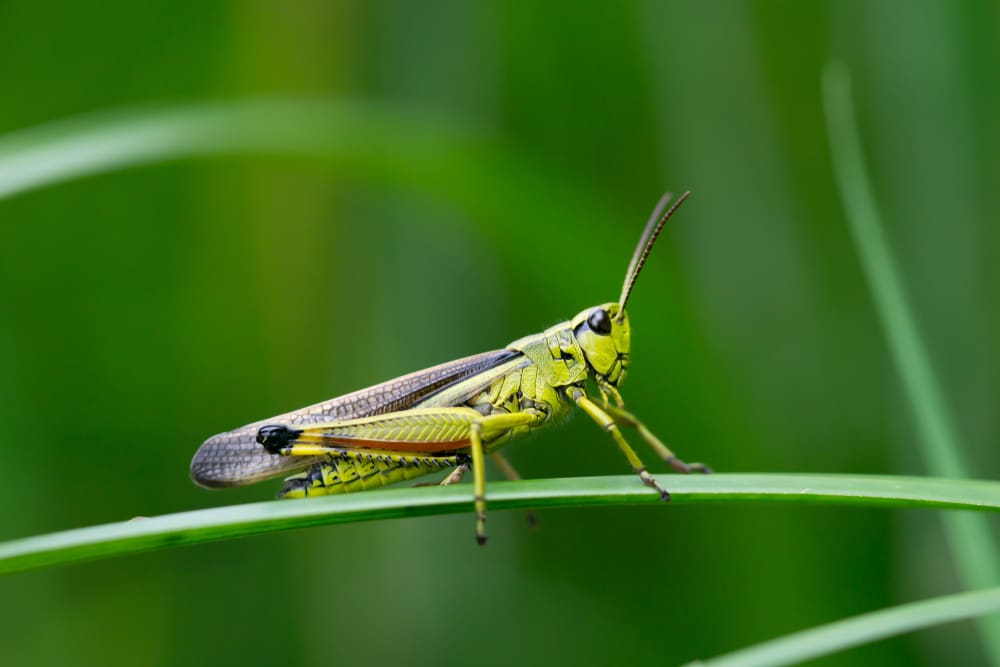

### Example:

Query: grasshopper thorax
xmin=572 ymin=302 xmax=630 ymax=387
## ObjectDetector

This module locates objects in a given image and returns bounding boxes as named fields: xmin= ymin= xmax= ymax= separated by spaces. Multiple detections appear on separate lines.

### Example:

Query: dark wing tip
xmin=189 ymin=430 xmax=262 ymax=488
xmin=189 ymin=438 xmax=237 ymax=488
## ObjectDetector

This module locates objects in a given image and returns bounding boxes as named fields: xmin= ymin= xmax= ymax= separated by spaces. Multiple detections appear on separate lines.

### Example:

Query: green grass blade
xmin=0 ymin=99 xmax=473 ymax=202
xmin=823 ymin=64 xmax=1000 ymax=661
xmin=0 ymin=99 xmax=625 ymax=282
xmin=689 ymin=586 xmax=1000 ymax=667
xmin=1 ymin=474 xmax=999 ymax=576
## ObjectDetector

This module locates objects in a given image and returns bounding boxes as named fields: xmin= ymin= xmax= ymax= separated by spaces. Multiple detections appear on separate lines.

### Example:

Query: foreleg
xmin=602 ymin=404 xmax=712 ymax=474
xmin=568 ymin=386 xmax=672 ymax=501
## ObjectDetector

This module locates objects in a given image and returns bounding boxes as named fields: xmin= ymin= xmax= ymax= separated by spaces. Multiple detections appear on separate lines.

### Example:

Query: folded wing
xmin=190 ymin=349 xmax=521 ymax=487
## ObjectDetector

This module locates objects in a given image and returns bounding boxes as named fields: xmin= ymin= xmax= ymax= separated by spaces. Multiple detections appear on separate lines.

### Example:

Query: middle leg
xmin=491 ymin=452 xmax=538 ymax=528
xmin=469 ymin=410 xmax=545 ymax=545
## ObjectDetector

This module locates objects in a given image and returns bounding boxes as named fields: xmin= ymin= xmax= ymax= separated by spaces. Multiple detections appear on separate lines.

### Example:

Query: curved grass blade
xmin=1 ymin=474 xmax=999 ymax=576
xmin=823 ymin=64 xmax=1000 ymax=660
xmin=0 ymin=99 xmax=475 ymax=202
xmin=0 ymin=99 xmax=626 ymax=288
xmin=688 ymin=586 xmax=1000 ymax=667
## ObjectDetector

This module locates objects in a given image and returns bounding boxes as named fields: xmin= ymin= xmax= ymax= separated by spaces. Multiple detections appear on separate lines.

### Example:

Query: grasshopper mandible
xmin=190 ymin=191 xmax=710 ymax=544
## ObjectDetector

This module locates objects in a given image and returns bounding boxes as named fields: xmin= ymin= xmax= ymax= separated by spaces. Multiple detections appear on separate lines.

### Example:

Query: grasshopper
xmin=190 ymin=191 xmax=710 ymax=544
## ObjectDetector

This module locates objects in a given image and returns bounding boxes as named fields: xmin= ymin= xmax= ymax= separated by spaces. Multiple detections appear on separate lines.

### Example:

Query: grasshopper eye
xmin=587 ymin=308 xmax=612 ymax=335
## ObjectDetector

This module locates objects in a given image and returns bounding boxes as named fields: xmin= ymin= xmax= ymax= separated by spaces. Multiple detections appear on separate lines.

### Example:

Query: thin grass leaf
xmin=823 ymin=63 xmax=1000 ymax=662
xmin=1 ymin=473 xmax=999 ymax=576
xmin=688 ymin=585 xmax=1000 ymax=667
xmin=0 ymin=99 xmax=625 ymax=289
xmin=0 ymin=99 xmax=475 ymax=202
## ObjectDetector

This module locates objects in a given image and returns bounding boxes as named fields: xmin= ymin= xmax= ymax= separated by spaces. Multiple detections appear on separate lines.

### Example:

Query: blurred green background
xmin=1 ymin=1 xmax=998 ymax=665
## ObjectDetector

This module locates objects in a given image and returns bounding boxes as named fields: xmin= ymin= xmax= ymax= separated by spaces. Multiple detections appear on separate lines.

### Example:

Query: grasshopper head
xmin=573 ymin=303 xmax=631 ymax=386
xmin=573 ymin=190 xmax=690 ymax=389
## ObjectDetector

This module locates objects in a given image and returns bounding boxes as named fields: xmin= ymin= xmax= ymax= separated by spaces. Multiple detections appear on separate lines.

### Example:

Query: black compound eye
xmin=587 ymin=308 xmax=612 ymax=335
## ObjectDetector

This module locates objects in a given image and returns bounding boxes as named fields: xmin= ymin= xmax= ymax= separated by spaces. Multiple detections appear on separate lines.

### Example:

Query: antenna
xmin=617 ymin=190 xmax=691 ymax=318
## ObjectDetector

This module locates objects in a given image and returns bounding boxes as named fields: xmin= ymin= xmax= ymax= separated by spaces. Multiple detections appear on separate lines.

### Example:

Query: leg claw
xmin=639 ymin=470 xmax=672 ymax=502
xmin=667 ymin=456 xmax=713 ymax=475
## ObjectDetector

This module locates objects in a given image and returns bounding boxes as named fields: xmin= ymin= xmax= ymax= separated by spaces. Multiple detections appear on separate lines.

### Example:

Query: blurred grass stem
xmin=0 ymin=99 xmax=469 ymax=202
xmin=823 ymin=63 xmax=1000 ymax=662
